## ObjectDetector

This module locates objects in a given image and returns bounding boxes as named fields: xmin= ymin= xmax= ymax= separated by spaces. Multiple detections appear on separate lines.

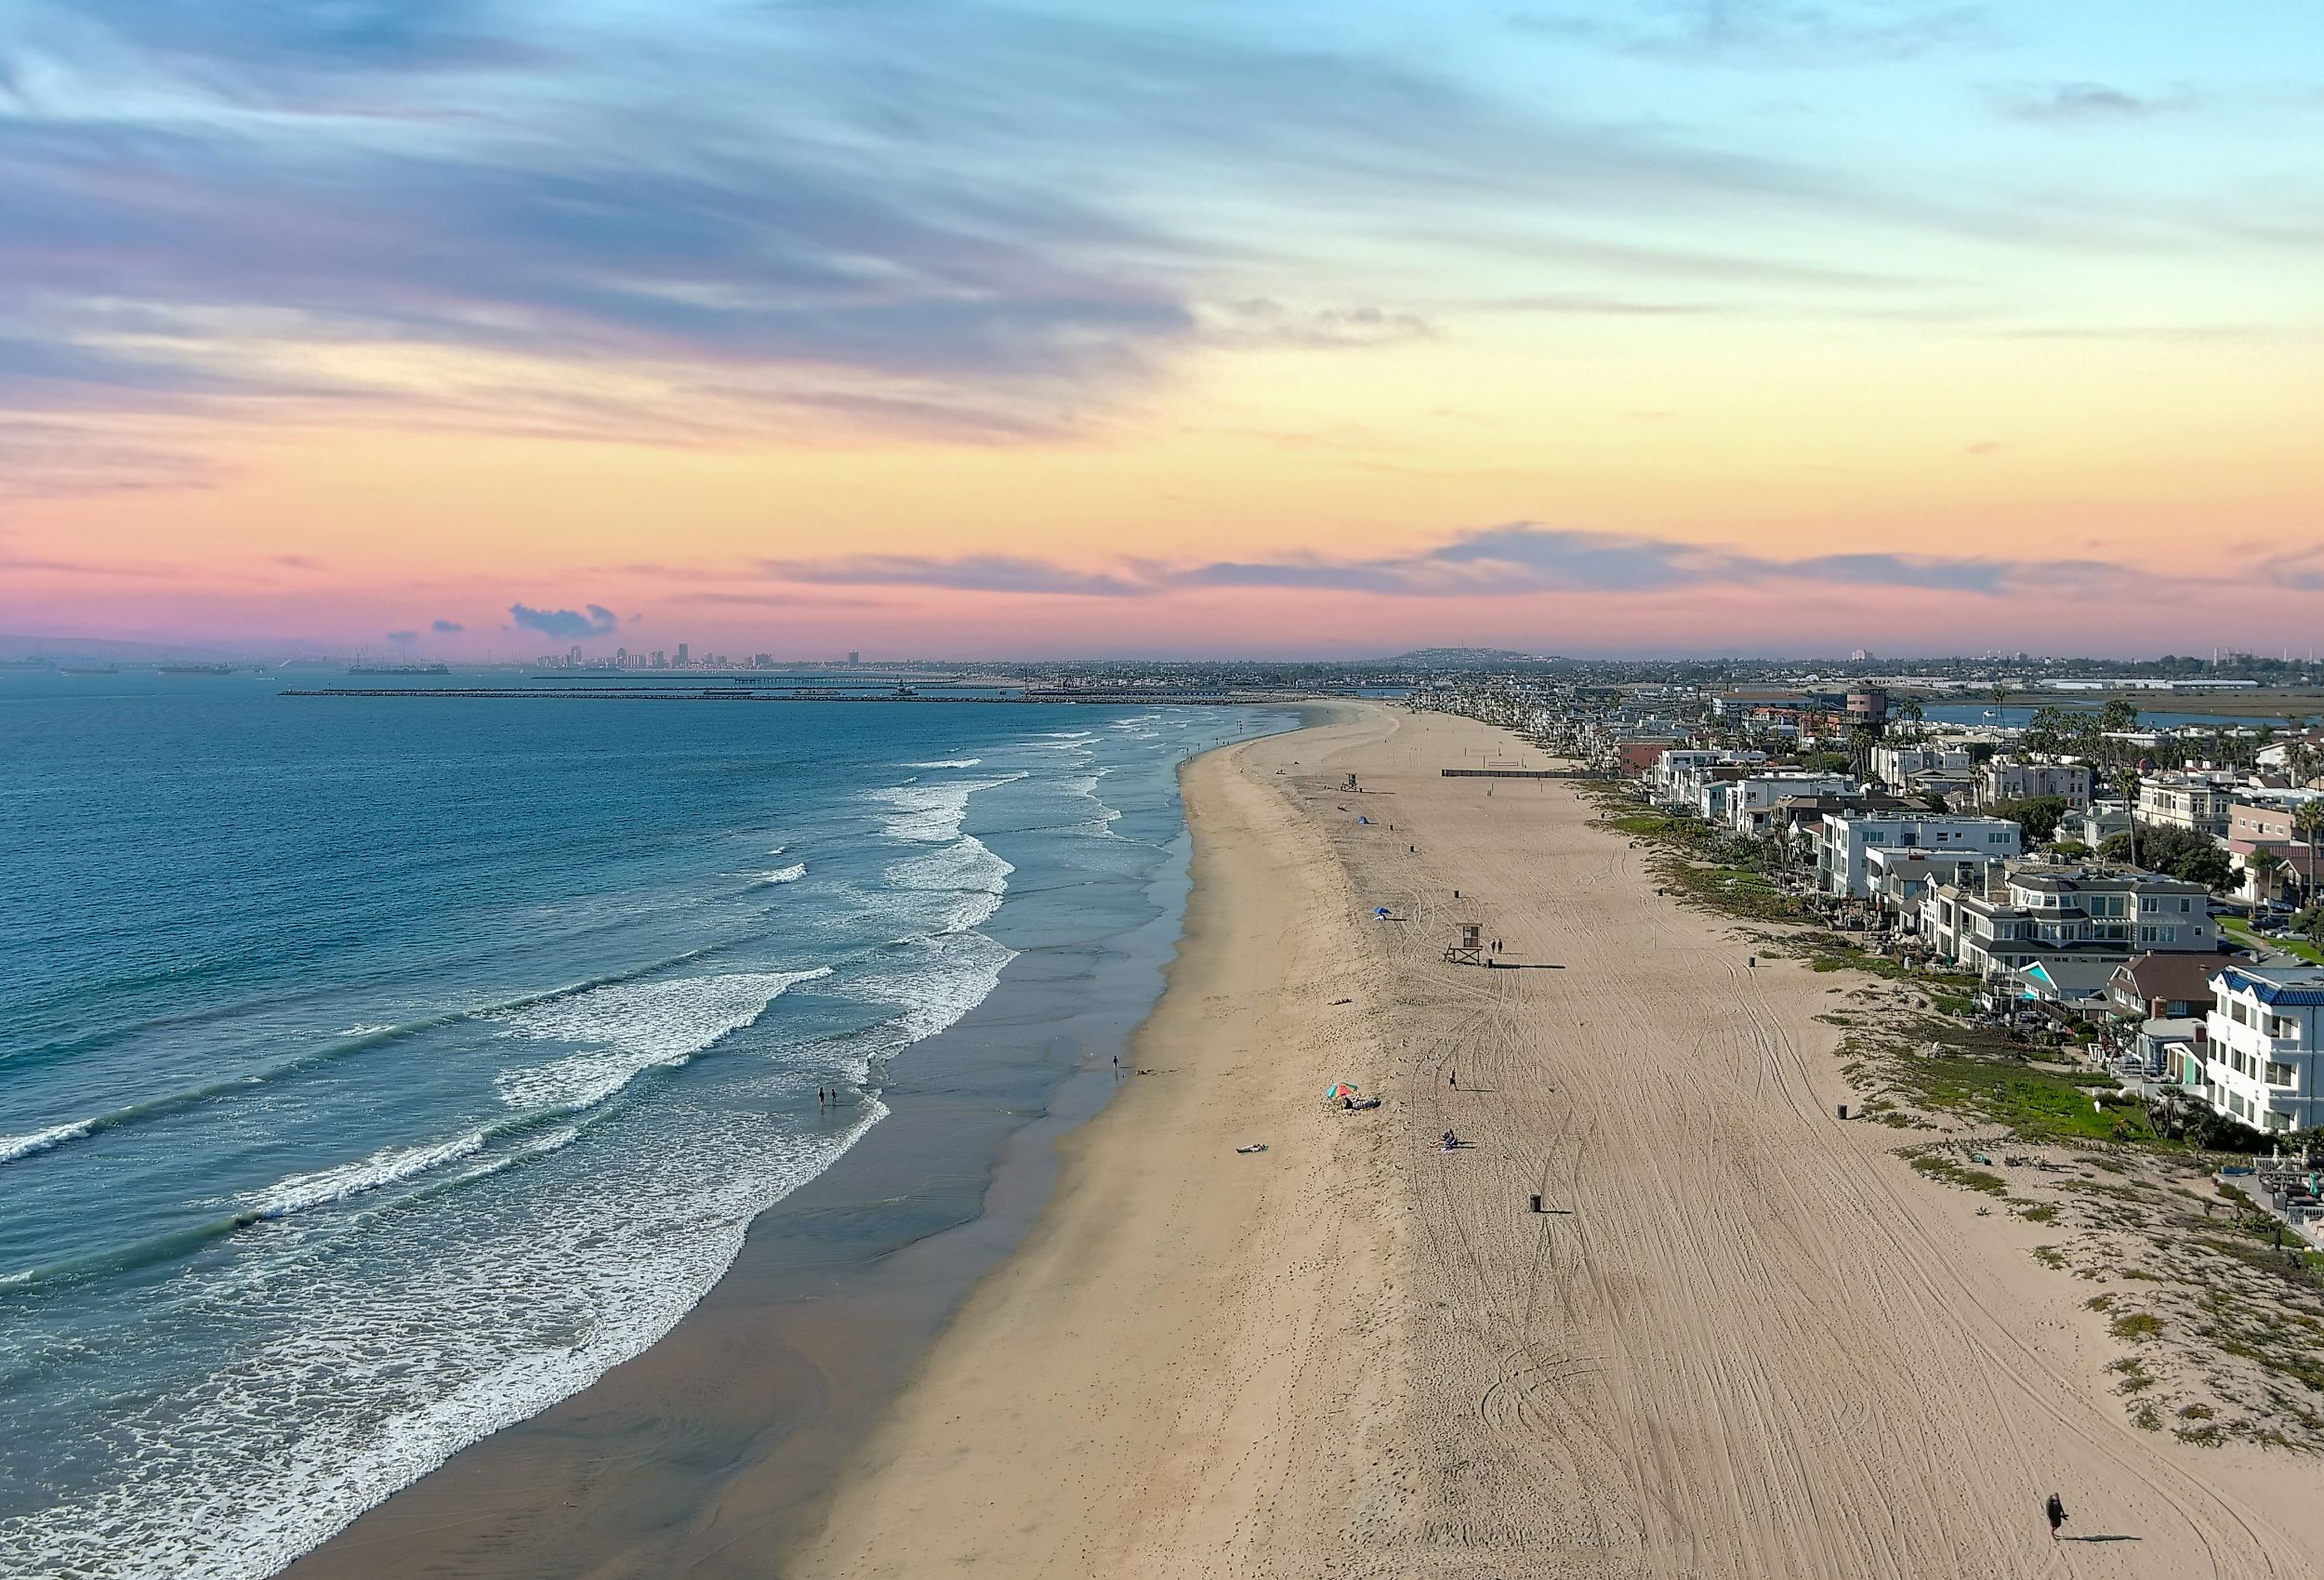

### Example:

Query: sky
xmin=3 ymin=0 xmax=2321 ymax=658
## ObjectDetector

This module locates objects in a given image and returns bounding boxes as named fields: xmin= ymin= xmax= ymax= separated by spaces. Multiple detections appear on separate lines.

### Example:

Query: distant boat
xmin=157 ymin=663 xmax=236 ymax=675
xmin=347 ymin=663 xmax=451 ymax=676
xmin=58 ymin=663 xmax=118 ymax=675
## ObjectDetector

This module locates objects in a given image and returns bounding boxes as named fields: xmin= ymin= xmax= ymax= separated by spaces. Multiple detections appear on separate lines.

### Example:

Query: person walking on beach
xmin=1448 ymin=1070 xmax=1457 ymax=1089
xmin=2045 ymin=1493 xmax=2067 ymax=1541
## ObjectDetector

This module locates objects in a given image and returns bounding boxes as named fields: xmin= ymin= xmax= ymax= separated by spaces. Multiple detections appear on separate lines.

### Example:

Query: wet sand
xmin=793 ymin=705 xmax=2324 ymax=1578
xmin=277 ymin=748 xmax=1244 ymax=1580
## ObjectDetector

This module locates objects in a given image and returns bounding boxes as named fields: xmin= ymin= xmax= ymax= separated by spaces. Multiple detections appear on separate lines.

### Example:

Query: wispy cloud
xmin=758 ymin=554 xmax=1156 ymax=599
xmin=0 ymin=0 xmax=2147 ymax=495
xmin=430 ymin=618 xmax=463 ymax=633
xmin=758 ymin=523 xmax=2162 ymax=601
xmin=1998 ymin=83 xmax=2191 ymax=122
xmin=1512 ymin=2 xmax=1990 ymax=68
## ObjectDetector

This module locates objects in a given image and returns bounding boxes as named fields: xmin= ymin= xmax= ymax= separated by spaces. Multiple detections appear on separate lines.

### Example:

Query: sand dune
xmin=797 ymin=705 xmax=2321 ymax=1578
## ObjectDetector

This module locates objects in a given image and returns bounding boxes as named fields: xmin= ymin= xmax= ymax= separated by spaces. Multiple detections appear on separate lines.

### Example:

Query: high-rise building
xmin=848 ymin=650 xmax=861 ymax=665
xmin=676 ymin=642 xmax=691 ymax=666
xmin=615 ymin=646 xmax=627 ymax=665
xmin=651 ymin=650 xmax=666 ymax=668
xmin=753 ymin=652 xmax=772 ymax=667
xmin=568 ymin=645 xmax=583 ymax=665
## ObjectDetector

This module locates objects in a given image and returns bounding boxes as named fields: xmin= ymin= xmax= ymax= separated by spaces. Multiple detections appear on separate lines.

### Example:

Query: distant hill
xmin=0 ymin=632 xmax=251 ymax=663
xmin=1386 ymin=647 xmax=1557 ymax=667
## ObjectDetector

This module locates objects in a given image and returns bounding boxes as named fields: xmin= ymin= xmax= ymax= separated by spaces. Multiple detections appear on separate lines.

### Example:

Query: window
xmin=2267 ymin=1062 xmax=2295 ymax=1087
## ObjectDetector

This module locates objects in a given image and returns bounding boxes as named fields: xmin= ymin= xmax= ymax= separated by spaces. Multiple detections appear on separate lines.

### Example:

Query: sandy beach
xmin=794 ymin=704 xmax=2324 ymax=1578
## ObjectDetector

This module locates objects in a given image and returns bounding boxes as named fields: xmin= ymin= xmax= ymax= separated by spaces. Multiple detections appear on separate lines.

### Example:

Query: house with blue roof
xmin=2201 ymin=964 xmax=2324 ymax=1134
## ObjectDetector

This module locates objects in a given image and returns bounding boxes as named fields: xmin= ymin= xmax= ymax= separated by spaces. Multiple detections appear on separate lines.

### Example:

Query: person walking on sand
xmin=2045 ymin=1494 xmax=2067 ymax=1541
xmin=1448 ymin=1070 xmax=1457 ymax=1089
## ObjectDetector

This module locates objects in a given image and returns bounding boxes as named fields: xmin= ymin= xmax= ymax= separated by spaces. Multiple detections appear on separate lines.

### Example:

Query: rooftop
xmin=2011 ymin=868 xmax=2206 ymax=895
xmin=2212 ymin=964 xmax=2324 ymax=1007
xmin=2113 ymin=952 xmax=2226 ymax=1005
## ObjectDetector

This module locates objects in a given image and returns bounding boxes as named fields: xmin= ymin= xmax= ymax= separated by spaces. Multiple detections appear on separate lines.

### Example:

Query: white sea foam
xmin=335 ymin=1023 xmax=398 ymax=1038
xmin=750 ymin=862 xmax=807 ymax=886
xmin=0 ymin=1119 xmax=96 ymax=1165
xmin=886 ymin=836 xmax=1012 ymax=896
xmin=904 ymin=757 xmax=981 ymax=769
xmin=829 ymin=929 xmax=1017 ymax=1048
xmin=0 ymin=1099 xmax=891 ymax=1580
xmin=490 ymin=968 xmax=832 ymax=1112
xmin=865 ymin=773 xmax=1023 ymax=843
xmin=249 ymin=1133 xmax=490 ymax=1218
xmin=443 ymin=1125 xmax=583 ymax=1187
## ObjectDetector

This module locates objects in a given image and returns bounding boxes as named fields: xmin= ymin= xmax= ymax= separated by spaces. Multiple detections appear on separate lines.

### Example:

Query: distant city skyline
xmin=3 ymin=2 xmax=2319 ymax=654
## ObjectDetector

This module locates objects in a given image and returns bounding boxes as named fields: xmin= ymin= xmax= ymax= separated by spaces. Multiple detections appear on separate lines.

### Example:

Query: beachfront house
xmin=1655 ymin=749 xmax=1767 ymax=810
xmin=1721 ymin=772 xmax=1859 ymax=836
xmin=1817 ymin=811 xmax=2022 ymax=899
xmin=2199 ymin=964 xmax=2324 ymax=1134
xmin=1920 ymin=867 xmax=2217 ymax=980
xmin=1865 ymin=848 xmax=2000 ymax=935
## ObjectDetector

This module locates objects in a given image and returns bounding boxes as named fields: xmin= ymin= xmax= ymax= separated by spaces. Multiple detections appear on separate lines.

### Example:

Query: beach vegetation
xmin=1908 ymin=1152 xmax=2008 ymax=1195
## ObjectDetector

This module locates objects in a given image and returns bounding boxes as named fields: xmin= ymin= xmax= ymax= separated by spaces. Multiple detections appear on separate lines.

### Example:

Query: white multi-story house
xmin=2201 ymin=964 xmax=2324 ymax=1134
xmin=1721 ymin=772 xmax=1859 ymax=835
xmin=1980 ymin=761 xmax=2093 ymax=810
xmin=2138 ymin=773 xmax=2236 ymax=838
xmin=1921 ymin=867 xmax=2216 ymax=979
xmin=1654 ymin=749 xmax=1766 ymax=810
xmin=1872 ymin=744 xmax=1974 ymax=786
xmin=1865 ymin=848 xmax=2000 ymax=933
xmin=1818 ymin=812 xmax=2022 ymax=898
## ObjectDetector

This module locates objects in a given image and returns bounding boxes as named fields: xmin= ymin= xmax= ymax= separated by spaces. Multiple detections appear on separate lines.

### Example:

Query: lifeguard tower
xmin=1444 ymin=922 xmax=1483 ymax=966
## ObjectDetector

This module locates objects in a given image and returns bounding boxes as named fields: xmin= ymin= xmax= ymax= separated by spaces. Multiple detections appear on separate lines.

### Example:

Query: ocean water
xmin=0 ymin=673 xmax=1292 ymax=1578
xmin=1922 ymin=703 xmax=2289 ymax=729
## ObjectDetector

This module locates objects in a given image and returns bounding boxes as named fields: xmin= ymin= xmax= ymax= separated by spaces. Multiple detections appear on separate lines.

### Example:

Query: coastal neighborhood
xmin=1422 ymin=667 xmax=2324 ymax=1178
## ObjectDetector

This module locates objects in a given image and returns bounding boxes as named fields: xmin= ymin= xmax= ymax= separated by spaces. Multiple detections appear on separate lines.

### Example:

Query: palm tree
xmin=2291 ymin=741 xmax=2321 ymax=790
xmin=2117 ymin=767 xmax=2143 ymax=872
xmin=2297 ymin=798 xmax=2324 ymax=906
xmin=2249 ymin=848 xmax=2286 ymax=908
xmin=1895 ymin=695 xmax=1926 ymax=743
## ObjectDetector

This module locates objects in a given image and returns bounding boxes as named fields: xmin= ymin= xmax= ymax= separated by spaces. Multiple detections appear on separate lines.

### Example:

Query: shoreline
xmin=277 ymin=704 xmax=1328 ymax=1580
